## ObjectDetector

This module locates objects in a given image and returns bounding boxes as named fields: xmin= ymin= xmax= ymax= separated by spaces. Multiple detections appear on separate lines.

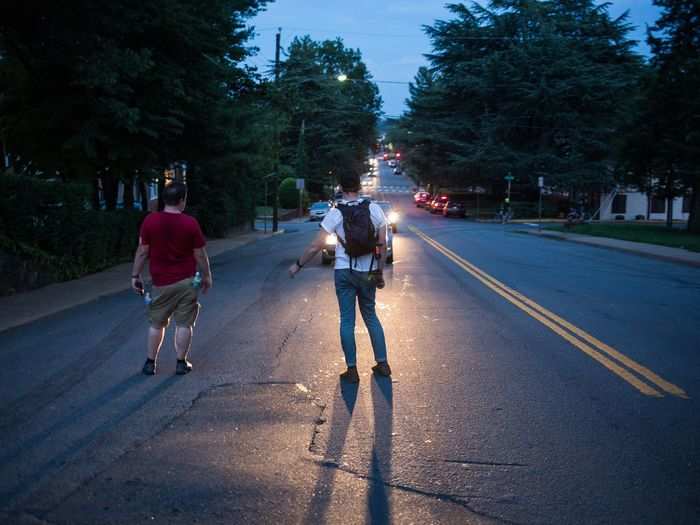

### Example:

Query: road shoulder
xmin=0 ymin=230 xmax=275 ymax=333
xmin=521 ymin=229 xmax=700 ymax=267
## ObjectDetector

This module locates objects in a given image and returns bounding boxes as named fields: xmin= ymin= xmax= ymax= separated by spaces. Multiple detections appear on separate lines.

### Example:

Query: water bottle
xmin=192 ymin=271 xmax=202 ymax=289
xmin=143 ymin=292 xmax=152 ymax=305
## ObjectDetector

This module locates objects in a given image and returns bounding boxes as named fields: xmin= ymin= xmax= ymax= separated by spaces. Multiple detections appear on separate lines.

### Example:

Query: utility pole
xmin=272 ymin=28 xmax=281 ymax=233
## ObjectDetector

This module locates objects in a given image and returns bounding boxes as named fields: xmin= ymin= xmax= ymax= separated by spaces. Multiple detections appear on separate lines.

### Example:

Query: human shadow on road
xmin=0 ymin=375 xmax=180 ymax=509
xmin=0 ymin=374 xmax=143 ymax=467
xmin=304 ymin=381 xmax=358 ymax=524
xmin=368 ymin=377 xmax=393 ymax=525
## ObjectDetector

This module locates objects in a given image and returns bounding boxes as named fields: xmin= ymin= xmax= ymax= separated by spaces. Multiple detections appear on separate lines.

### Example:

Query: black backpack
xmin=337 ymin=200 xmax=377 ymax=266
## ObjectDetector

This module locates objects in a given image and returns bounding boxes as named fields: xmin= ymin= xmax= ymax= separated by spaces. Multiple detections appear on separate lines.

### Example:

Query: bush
xmin=0 ymin=174 xmax=145 ymax=293
xmin=279 ymin=177 xmax=309 ymax=209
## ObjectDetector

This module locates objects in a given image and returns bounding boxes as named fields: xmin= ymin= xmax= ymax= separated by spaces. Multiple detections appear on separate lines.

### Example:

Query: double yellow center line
xmin=409 ymin=225 xmax=688 ymax=399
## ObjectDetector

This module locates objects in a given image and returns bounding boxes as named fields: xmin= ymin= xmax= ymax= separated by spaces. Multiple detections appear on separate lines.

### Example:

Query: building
xmin=599 ymin=188 xmax=691 ymax=221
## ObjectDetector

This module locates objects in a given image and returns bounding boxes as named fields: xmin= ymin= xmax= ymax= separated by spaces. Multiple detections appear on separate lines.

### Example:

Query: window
xmin=683 ymin=194 xmax=692 ymax=214
xmin=651 ymin=196 xmax=666 ymax=214
xmin=611 ymin=194 xmax=627 ymax=214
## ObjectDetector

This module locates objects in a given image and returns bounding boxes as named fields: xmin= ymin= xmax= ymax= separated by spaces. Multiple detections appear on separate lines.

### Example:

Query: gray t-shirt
xmin=321 ymin=199 xmax=387 ymax=271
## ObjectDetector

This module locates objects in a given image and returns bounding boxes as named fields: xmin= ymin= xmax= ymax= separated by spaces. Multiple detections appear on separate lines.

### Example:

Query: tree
xmin=0 ymin=0 xmax=269 ymax=220
xmin=398 ymin=1 xmax=642 ymax=202
xmin=276 ymin=36 xmax=381 ymax=198
xmin=647 ymin=0 xmax=700 ymax=232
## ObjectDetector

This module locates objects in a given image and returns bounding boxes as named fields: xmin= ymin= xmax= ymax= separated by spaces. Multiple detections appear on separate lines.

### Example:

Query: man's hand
xmin=288 ymin=262 xmax=301 ymax=278
xmin=369 ymin=270 xmax=385 ymax=289
xmin=201 ymin=275 xmax=213 ymax=294
xmin=132 ymin=276 xmax=144 ymax=295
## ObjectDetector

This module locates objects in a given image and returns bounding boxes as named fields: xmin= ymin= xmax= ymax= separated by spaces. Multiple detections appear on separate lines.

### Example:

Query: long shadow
xmin=1 ymin=376 xmax=180 ymax=510
xmin=368 ymin=377 xmax=393 ymax=525
xmin=304 ymin=382 xmax=358 ymax=524
xmin=0 ymin=374 xmax=143 ymax=467
xmin=0 ymin=305 xmax=144 ymax=430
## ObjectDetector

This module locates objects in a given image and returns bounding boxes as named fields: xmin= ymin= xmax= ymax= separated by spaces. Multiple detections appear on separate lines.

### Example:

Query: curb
xmin=0 ymin=231 xmax=277 ymax=334
xmin=520 ymin=229 xmax=700 ymax=268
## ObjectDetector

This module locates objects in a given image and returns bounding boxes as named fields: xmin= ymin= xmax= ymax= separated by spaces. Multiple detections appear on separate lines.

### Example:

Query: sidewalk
xmin=523 ymin=229 xmax=700 ymax=267
xmin=0 ymin=230 xmax=279 ymax=333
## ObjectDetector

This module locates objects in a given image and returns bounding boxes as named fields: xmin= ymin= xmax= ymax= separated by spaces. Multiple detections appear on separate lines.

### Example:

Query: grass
xmin=546 ymin=223 xmax=700 ymax=252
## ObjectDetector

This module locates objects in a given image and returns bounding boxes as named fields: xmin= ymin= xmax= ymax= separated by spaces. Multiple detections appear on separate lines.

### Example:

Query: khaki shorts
xmin=148 ymin=277 xmax=200 ymax=328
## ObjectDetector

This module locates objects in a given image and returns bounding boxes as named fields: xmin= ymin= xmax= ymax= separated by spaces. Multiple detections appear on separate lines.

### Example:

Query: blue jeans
xmin=334 ymin=269 xmax=388 ymax=367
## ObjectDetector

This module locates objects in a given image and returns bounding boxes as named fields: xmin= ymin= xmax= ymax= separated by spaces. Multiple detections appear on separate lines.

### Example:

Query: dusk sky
xmin=247 ymin=1 xmax=662 ymax=117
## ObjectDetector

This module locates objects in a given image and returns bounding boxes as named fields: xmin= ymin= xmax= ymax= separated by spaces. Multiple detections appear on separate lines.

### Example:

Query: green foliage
xmin=394 ymin=0 xmax=642 ymax=197
xmin=276 ymin=36 xmax=381 ymax=196
xmin=278 ymin=177 xmax=310 ymax=209
xmin=0 ymin=0 xmax=271 ymax=220
xmin=0 ymin=175 xmax=145 ymax=290
xmin=546 ymin=223 xmax=700 ymax=252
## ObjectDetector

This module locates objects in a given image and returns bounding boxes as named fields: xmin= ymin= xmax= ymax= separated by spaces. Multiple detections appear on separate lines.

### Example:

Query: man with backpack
xmin=288 ymin=170 xmax=391 ymax=383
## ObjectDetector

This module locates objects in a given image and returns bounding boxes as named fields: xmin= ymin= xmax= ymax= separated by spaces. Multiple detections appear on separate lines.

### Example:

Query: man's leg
xmin=143 ymin=325 xmax=165 ymax=375
xmin=148 ymin=326 xmax=166 ymax=360
xmin=357 ymin=275 xmax=388 ymax=365
xmin=174 ymin=325 xmax=193 ymax=361
xmin=335 ymin=269 xmax=358 ymax=368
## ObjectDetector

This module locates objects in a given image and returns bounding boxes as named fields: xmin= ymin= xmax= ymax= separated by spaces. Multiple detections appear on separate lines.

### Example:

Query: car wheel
xmin=386 ymin=254 xmax=393 ymax=265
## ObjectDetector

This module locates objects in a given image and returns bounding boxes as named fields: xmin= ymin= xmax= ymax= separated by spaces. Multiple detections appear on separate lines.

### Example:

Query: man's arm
xmin=376 ymin=225 xmax=387 ymax=272
xmin=193 ymin=247 xmax=213 ymax=293
xmin=288 ymin=229 xmax=328 ymax=277
xmin=131 ymin=242 xmax=149 ymax=293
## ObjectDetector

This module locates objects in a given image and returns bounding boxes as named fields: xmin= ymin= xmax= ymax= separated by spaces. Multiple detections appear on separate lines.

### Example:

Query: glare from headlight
xmin=388 ymin=211 xmax=399 ymax=223
xmin=326 ymin=234 xmax=337 ymax=245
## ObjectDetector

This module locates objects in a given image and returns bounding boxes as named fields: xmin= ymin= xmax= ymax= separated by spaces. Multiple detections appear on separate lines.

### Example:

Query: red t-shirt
xmin=140 ymin=211 xmax=206 ymax=286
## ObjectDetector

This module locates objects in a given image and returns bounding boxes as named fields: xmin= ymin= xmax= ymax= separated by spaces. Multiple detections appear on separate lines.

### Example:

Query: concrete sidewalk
xmin=0 ymin=230 xmax=280 ymax=333
xmin=523 ymin=229 xmax=700 ymax=267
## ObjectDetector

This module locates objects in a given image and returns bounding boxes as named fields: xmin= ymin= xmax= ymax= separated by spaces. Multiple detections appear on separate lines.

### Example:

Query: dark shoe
xmin=176 ymin=359 xmax=193 ymax=375
xmin=142 ymin=359 xmax=156 ymax=376
xmin=340 ymin=366 xmax=359 ymax=383
xmin=372 ymin=361 xmax=392 ymax=377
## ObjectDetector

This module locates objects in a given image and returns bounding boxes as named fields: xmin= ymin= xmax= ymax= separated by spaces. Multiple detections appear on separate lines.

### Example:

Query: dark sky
xmin=247 ymin=1 xmax=661 ymax=117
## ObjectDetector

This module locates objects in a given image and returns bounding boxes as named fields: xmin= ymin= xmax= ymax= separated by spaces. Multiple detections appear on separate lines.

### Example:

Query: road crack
xmin=306 ymin=457 xmax=526 ymax=525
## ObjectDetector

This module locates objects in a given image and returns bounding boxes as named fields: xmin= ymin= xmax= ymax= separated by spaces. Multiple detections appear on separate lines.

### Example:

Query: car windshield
xmin=310 ymin=203 xmax=329 ymax=210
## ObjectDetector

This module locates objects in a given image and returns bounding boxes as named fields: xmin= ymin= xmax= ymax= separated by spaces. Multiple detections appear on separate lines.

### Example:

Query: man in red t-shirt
xmin=131 ymin=182 xmax=213 ymax=376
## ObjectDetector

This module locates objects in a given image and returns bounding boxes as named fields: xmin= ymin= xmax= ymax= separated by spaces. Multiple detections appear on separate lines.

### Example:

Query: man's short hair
xmin=162 ymin=181 xmax=188 ymax=206
xmin=339 ymin=171 xmax=360 ymax=193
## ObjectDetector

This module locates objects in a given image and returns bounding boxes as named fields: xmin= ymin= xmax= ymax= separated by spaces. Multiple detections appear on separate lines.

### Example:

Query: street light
xmin=336 ymin=74 xmax=348 ymax=82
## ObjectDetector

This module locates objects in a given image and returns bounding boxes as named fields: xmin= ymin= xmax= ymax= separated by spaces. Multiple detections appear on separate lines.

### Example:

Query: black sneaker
xmin=372 ymin=361 xmax=392 ymax=377
xmin=142 ymin=359 xmax=156 ymax=376
xmin=340 ymin=366 xmax=359 ymax=383
xmin=176 ymin=359 xmax=193 ymax=375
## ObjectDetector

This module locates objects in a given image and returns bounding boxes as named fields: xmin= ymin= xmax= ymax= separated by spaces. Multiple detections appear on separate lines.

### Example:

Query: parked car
xmin=443 ymin=200 xmax=466 ymax=218
xmin=321 ymin=224 xmax=394 ymax=265
xmin=414 ymin=191 xmax=431 ymax=207
xmin=393 ymin=167 xmax=403 ymax=174
xmin=430 ymin=195 xmax=449 ymax=214
xmin=309 ymin=201 xmax=331 ymax=221
xmin=375 ymin=201 xmax=400 ymax=233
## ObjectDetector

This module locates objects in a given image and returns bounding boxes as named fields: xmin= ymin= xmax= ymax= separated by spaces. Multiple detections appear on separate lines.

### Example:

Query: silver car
xmin=309 ymin=201 xmax=331 ymax=221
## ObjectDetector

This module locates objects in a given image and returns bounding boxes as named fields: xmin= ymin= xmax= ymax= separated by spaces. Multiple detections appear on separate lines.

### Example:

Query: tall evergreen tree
xmin=277 ymin=36 xmax=381 ymax=197
xmin=399 ymin=1 xmax=642 ymax=201
xmin=647 ymin=0 xmax=700 ymax=232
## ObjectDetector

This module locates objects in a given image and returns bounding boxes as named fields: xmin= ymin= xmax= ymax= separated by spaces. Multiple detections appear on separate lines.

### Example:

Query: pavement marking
xmin=409 ymin=225 xmax=689 ymax=399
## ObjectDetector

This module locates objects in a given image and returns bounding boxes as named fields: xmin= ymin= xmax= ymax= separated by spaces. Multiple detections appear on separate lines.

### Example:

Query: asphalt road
xmin=1 ymin=159 xmax=699 ymax=524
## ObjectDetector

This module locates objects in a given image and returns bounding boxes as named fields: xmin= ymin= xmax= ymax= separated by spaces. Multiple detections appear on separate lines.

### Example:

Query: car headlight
xmin=326 ymin=234 xmax=337 ymax=245
xmin=388 ymin=211 xmax=399 ymax=223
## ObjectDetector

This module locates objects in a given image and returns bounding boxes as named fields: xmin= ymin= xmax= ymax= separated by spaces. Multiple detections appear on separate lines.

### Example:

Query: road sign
xmin=504 ymin=175 xmax=514 ymax=181
xmin=295 ymin=178 xmax=305 ymax=190
xmin=538 ymin=176 xmax=544 ymax=188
